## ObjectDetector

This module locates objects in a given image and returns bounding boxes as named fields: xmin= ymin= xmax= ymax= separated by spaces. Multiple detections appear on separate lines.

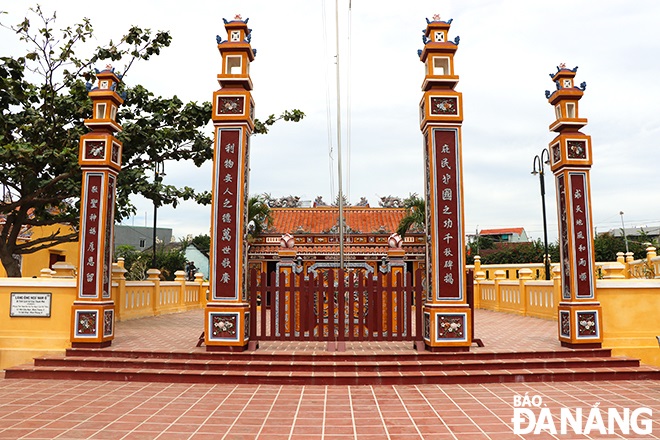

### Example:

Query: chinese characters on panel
xmin=433 ymin=129 xmax=463 ymax=301
xmin=212 ymin=129 xmax=242 ymax=300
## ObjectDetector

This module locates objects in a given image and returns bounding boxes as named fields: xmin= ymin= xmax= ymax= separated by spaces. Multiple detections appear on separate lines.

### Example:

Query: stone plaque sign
xmin=10 ymin=292 xmax=52 ymax=317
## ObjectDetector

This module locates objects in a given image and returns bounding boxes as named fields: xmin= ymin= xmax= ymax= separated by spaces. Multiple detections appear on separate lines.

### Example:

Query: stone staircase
xmin=5 ymin=347 xmax=660 ymax=385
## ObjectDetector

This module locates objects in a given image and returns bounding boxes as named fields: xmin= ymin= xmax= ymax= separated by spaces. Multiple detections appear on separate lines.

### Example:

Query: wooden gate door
xmin=249 ymin=269 xmax=423 ymax=343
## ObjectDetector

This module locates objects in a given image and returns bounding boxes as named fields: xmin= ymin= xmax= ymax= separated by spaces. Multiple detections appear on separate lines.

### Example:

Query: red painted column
xmin=71 ymin=68 xmax=124 ymax=348
xmin=204 ymin=16 xmax=256 ymax=351
xmin=546 ymin=65 xmax=602 ymax=348
xmin=418 ymin=16 xmax=471 ymax=351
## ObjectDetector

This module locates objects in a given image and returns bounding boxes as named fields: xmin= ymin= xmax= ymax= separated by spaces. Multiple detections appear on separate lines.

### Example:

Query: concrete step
xmin=6 ymin=364 xmax=660 ymax=385
xmin=64 ymin=347 xmax=615 ymax=362
xmin=32 ymin=355 xmax=640 ymax=373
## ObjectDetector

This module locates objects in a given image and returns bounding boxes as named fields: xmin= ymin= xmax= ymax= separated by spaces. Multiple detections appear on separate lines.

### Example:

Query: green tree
xmin=152 ymin=245 xmax=186 ymax=281
xmin=190 ymin=234 xmax=211 ymax=254
xmin=115 ymin=244 xmax=141 ymax=269
xmin=471 ymin=239 xmax=560 ymax=266
xmin=247 ymin=194 xmax=273 ymax=239
xmin=396 ymin=193 xmax=425 ymax=237
xmin=593 ymin=232 xmax=646 ymax=262
xmin=0 ymin=7 xmax=304 ymax=277
xmin=0 ymin=6 xmax=170 ymax=276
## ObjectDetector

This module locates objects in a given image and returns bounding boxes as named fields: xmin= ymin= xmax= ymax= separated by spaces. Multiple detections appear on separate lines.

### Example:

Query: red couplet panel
xmin=211 ymin=128 xmax=243 ymax=301
xmin=79 ymin=172 xmax=104 ymax=299
xmin=431 ymin=128 xmax=463 ymax=301
xmin=569 ymin=172 xmax=595 ymax=299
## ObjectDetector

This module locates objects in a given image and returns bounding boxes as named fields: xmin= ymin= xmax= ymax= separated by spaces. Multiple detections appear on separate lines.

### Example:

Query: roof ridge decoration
xmin=323 ymin=218 xmax=360 ymax=235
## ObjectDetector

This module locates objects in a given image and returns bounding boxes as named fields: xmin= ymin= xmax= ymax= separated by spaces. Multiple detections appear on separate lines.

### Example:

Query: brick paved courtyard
xmin=1 ymin=309 xmax=658 ymax=439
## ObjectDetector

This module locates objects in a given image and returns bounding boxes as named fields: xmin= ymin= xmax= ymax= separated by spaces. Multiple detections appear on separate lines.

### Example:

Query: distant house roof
xmin=479 ymin=227 xmax=526 ymax=236
xmin=268 ymin=207 xmax=409 ymax=235
xmin=606 ymin=226 xmax=660 ymax=238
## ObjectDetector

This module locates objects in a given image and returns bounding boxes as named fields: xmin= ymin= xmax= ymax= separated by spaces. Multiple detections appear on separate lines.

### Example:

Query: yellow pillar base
xmin=204 ymin=303 xmax=250 ymax=352
xmin=423 ymin=304 xmax=472 ymax=352
xmin=71 ymin=302 xmax=115 ymax=348
xmin=558 ymin=302 xmax=603 ymax=349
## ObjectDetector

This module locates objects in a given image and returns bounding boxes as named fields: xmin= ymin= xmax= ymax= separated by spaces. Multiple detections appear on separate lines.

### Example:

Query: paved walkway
xmin=109 ymin=308 xmax=564 ymax=353
xmin=1 ymin=310 xmax=658 ymax=439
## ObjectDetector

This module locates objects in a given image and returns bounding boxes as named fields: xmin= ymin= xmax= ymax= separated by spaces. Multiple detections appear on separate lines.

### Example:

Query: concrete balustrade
xmin=112 ymin=264 xmax=208 ymax=321
xmin=472 ymin=252 xmax=660 ymax=366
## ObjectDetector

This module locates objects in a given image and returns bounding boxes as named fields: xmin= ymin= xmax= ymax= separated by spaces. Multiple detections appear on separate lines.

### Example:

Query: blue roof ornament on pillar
xmin=545 ymin=63 xmax=586 ymax=98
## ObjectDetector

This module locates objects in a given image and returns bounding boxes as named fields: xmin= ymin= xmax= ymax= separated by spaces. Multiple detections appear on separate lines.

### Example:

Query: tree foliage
xmin=0 ymin=6 xmax=171 ymax=276
xmin=593 ymin=231 xmax=649 ymax=262
xmin=470 ymin=239 xmax=560 ymax=266
xmin=115 ymin=243 xmax=185 ymax=281
xmin=396 ymin=193 xmax=425 ymax=237
xmin=0 ymin=7 xmax=304 ymax=276
xmin=190 ymin=234 xmax=211 ymax=254
xmin=247 ymin=194 xmax=273 ymax=239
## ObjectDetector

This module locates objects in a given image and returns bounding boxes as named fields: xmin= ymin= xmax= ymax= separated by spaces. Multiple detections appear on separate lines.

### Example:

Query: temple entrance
xmin=248 ymin=268 xmax=423 ymax=343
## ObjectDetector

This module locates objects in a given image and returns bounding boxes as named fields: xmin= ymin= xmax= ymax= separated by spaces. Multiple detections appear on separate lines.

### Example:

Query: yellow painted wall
xmin=598 ymin=279 xmax=660 ymax=367
xmin=0 ymin=278 xmax=76 ymax=370
xmin=0 ymin=224 xmax=79 ymax=278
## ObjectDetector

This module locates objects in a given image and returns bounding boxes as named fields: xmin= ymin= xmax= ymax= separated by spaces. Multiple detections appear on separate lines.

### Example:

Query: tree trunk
xmin=0 ymin=248 xmax=22 ymax=277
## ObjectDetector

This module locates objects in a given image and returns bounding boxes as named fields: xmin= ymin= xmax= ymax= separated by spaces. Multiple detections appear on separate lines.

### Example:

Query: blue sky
xmin=3 ymin=0 xmax=660 ymax=244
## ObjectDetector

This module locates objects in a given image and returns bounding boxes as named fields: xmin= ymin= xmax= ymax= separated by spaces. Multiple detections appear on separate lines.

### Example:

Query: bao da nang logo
xmin=511 ymin=393 xmax=653 ymax=436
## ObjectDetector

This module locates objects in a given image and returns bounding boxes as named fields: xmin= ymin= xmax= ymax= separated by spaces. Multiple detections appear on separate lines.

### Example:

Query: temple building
xmin=246 ymin=198 xmax=426 ymax=281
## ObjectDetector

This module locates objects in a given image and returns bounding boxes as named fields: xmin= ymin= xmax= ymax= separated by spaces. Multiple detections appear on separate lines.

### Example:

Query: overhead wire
xmin=321 ymin=0 xmax=335 ymax=202
xmin=346 ymin=0 xmax=352 ymax=206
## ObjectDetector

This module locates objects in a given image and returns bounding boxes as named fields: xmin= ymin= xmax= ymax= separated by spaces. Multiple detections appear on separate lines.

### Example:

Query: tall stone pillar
xmin=204 ymin=16 xmax=256 ymax=351
xmin=71 ymin=67 xmax=124 ymax=348
xmin=418 ymin=16 xmax=471 ymax=351
xmin=545 ymin=65 xmax=602 ymax=348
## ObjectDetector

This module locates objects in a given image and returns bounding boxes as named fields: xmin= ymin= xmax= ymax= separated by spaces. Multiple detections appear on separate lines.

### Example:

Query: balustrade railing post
xmin=194 ymin=273 xmax=205 ymax=308
xmin=518 ymin=268 xmax=533 ymax=317
xmin=473 ymin=268 xmax=486 ymax=309
xmin=112 ymin=260 xmax=127 ymax=322
xmin=147 ymin=269 xmax=161 ymax=316
xmin=174 ymin=270 xmax=186 ymax=311
xmin=493 ymin=270 xmax=506 ymax=312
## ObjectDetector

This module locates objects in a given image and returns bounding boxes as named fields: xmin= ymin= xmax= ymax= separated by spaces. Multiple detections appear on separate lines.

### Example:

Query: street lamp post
xmin=532 ymin=149 xmax=551 ymax=280
xmin=619 ymin=211 xmax=629 ymax=254
xmin=152 ymin=161 xmax=165 ymax=269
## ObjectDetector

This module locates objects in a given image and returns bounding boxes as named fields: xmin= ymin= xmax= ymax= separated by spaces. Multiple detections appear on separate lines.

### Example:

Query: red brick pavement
xmin=1 ymin=309 xmax=658 ymax=439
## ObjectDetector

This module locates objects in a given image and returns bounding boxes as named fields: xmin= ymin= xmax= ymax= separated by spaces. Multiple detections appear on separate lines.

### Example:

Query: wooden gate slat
xmin=337 ymin=269 xmax=346 ymax=342
xmin=327 ymin=270 xmax=335 ymax=341
xmin=288 ymin=271 xmax=296 ymax=340
xmin=297 ymin=272 xmax=306 ymax=341
xmin=249 ymin=270 xmax=258 ymax=340
xmin=313 ymin=276 xmax=324 ymax=341
xmin=405 ymin=271 xmax=412 ymax=339
xmin=395 ymin=272 xmax=403 ymax=341
xmin=415 ymin=269 xmax=423 ymax=340
xmin=348 ymin=271 xmax=356 ymax=341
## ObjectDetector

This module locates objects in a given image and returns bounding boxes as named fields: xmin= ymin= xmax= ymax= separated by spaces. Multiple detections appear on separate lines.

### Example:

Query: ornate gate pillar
xmin=204 ymin=16 xmax=256 ymax=351
xmin=71 ymin=67 xmax=123 ymax=347
xmin=418 ymin=16 xmax=471 ymax=352
xmin=545 ymin=65 xmax=602 ymax=348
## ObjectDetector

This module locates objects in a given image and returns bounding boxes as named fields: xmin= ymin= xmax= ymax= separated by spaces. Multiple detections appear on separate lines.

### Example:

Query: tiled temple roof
xmin=250 ymin=207 xmax=426 ymax=259
xmin=268 ymin=207 xmax=409 ymax=234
